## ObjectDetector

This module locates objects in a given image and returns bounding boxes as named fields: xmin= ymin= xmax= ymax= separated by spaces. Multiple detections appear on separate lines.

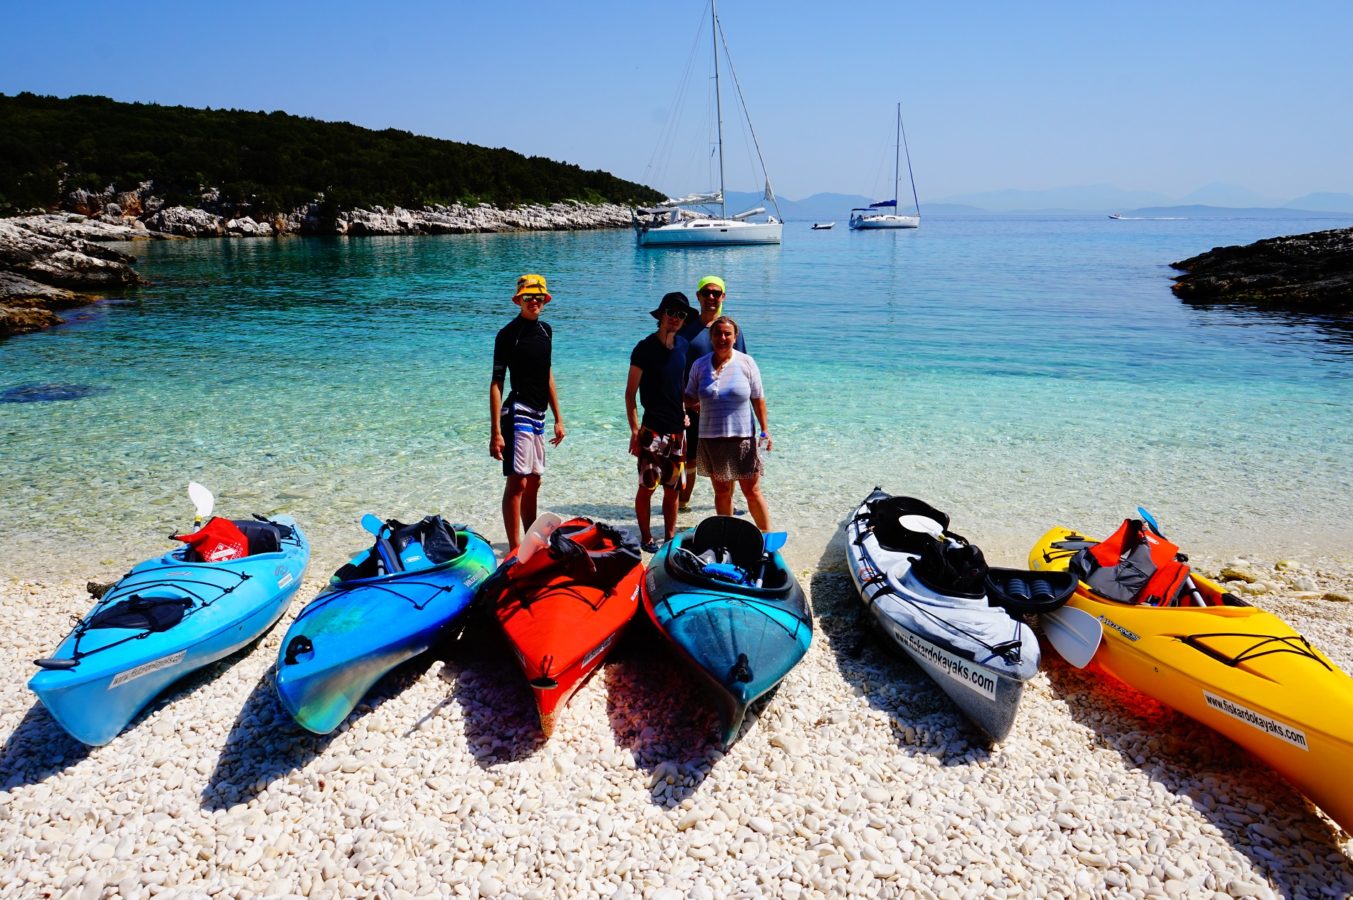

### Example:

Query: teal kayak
xmin=641 ymin=516 xmax=811 ymax=747
xmin=29 ymin=516 xmax=309 ymax=745
xmin=274 ymin=515 xmax=495 ymax=734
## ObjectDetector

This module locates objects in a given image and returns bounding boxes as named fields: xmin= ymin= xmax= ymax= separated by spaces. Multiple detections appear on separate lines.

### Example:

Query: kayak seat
xmin=866 ymin=494 xmax=950 ymax=554
xmin=692 ymin=516 xmax=765 ymax=574
xmin=232 ymin=519 xmax=285 ymax=555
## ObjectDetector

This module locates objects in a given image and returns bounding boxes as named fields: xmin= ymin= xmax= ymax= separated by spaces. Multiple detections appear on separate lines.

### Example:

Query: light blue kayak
xmin=29 ymin=517 xmax=309 ymax=745
xmin=274 ymin=516 xmax=495 ymax=735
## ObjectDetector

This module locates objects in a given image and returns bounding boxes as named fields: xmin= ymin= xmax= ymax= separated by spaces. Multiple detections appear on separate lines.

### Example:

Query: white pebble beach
xmin=3 ymin=531 xmax=1352 ymax=899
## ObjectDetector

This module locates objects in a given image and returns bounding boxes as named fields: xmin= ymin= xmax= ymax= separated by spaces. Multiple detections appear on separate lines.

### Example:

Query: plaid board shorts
xmin=502 ymin=400 xmax=546 ymax=477
xmin=637 ymin=427 xmax=686 ymax=490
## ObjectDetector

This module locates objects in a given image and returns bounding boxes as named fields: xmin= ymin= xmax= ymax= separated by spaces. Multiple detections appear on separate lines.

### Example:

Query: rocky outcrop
xmin=335 ymin=201 xmax=632 ymax=237
xmin=66 ymin=182 xmax=165 ymax=222
xmin=1171 ymin=228 xmax=1353 ymax=315
xmin=225 ymin=216 xmax=273 ymax=237
xmin=0 ymin=219 xmax=143 ymax=337
xmin=146 ymin=206 xmax=225 ymax=237
xmin=6 ymin=213 xmax=152 ymax=243
xmin=49 ymin=179 xmax=635 ymax=239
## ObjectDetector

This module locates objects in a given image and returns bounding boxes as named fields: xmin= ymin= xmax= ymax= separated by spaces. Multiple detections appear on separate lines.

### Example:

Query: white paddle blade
xmin=898 ymin=514 xmax=943 ymax=538
xmin=1041 ymin=606 xmax=1103 ymax=669
xmin=188 ymin=481 xmax=214 ymax=522
xmin=517 ymin=512 xmax=563 ymax=563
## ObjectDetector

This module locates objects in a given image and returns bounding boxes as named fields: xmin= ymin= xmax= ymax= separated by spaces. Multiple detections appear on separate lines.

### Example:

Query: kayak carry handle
xmin=729 ymin=652 xmax=753 ymax=683
xmin=34 ymin=657 xmax=79 ymax=670
xmin=283 ymin=634 xmax=314 ymax=665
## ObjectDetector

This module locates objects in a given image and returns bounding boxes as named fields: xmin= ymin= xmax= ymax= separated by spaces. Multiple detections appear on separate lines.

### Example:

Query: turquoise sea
xmin=3 ymin=215 xmax=1351 ymax=579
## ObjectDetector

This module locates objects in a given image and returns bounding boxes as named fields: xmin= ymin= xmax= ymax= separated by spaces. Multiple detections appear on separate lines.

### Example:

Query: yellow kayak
xmin=1030 ymin=525 xmax=1353 ymax=832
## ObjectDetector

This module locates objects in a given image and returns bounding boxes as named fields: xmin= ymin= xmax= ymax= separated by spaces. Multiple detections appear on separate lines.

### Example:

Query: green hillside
xmin=0 ymin=92 xmax=663 ymax=215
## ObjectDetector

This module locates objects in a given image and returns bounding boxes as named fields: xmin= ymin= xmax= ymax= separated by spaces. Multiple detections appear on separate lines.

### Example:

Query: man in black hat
xmin=624 ymin=291 xmax=695 ymax=553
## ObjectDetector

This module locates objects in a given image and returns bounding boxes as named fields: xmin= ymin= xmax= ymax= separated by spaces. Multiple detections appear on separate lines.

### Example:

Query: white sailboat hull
xmin=849 ymin=214 xmax=920 ymax=230
xmin=635 ymin=218 xmax=782 ymax=247
xmin=850 ymin=101 xmax=921 ymax=231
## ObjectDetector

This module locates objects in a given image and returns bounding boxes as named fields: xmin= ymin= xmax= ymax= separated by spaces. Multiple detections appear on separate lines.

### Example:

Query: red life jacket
xmin=507 ymin=518 xmax=641 ymax=589
xmin=174 ymin=517 xmax=249 ymax=563
xmin=1070 ymin=518 xmax=1190 ymax=606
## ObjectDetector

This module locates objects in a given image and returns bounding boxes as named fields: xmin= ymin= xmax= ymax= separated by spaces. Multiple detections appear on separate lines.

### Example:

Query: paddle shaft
xmin=1138 ymin=506 xmax=1205 ymax=606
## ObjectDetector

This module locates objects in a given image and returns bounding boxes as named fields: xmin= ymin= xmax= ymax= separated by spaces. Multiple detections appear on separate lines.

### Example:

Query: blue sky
xmin=4 ymin=1 xmax=1350 ymax=204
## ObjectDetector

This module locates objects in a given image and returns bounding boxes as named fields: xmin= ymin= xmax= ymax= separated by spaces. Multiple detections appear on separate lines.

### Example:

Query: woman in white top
xmin=684 ymin=316 xmax=773 ymax=531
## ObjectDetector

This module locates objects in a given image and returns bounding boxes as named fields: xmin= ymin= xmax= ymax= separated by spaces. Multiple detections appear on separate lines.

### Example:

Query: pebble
xmin=748 ymin=817 xmax=774 ymax=835
xmin=0 ymin=570 xmax=1349 ymax=897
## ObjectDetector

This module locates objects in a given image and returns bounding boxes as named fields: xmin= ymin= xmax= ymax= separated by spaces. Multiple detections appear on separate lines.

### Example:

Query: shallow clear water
xmin=3 ymin=216 xmax=1351 ymax=578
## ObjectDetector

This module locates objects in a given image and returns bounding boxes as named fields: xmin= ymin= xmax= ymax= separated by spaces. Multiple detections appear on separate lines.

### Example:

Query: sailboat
xmin=849 ymin=102 xmax=921 ymax=230
xmin=632 ymin=0 xmax=782 ymax=248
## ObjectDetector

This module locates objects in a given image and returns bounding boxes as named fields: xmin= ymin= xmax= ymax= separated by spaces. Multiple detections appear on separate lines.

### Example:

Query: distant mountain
xmin=724 ymin=188 xmax=1353 ymax=220
xmin=1282 ymin=192 xmax=1353 ymax=213
xmin=1124 ymin=205 xmax=1353 ymax=219
xmin=931 ymin=184 xmax=1171 ymax=213
xmin=724 ymin=190 xmax=862 ymax=221
xmin=1178 ymin=182 xmax=1278 ymax=208
xmin=726 ymin=190 xmax=976 ymax=221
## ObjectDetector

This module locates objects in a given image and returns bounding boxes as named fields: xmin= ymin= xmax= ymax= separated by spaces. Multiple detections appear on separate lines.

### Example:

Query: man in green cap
xmin=678 ymin=274 xmax=746 ymax=510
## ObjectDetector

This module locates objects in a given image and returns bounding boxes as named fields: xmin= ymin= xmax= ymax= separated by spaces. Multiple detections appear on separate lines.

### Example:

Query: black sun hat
xmin=650 ymin=291 xmax=696 ymax=320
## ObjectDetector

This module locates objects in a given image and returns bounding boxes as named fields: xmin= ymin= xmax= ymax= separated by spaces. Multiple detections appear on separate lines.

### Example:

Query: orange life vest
xmin=1072 ymin=518 xmax=1190 ymax=606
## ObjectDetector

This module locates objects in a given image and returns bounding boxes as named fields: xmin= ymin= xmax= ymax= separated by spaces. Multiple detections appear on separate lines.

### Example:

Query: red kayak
xmin=483 ymin=516 xmax=643 ymax=737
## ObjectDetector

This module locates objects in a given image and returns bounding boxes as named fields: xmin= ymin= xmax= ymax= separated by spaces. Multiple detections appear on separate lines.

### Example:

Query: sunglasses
xmin=663 ymin=308 xmax=689 ymax=319
xmin=519 ymin=295 xmax=547 ymax=304
xmin=698 ymin=289 xmax=724 ymax=299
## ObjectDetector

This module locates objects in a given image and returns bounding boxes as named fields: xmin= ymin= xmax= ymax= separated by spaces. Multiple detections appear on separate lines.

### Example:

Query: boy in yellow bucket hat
xmin=490 ymin=273 xmax=566 ymax=551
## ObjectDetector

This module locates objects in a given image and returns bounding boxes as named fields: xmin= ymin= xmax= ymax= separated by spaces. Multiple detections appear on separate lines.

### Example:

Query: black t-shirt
xmin=630 ymin=332 xmax=689 ymax=434
xmin=492 ymin=315 xmax=552 ymax=411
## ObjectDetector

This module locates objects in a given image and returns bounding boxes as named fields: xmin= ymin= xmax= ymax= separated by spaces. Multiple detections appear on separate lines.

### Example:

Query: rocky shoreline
xmin=0 ymin=193 xmax=634 ymax=338
xmin=0 ymin=216 xmax=145 ymax=336
xmin=1171 ymin=227 xmax=1353 ymax=315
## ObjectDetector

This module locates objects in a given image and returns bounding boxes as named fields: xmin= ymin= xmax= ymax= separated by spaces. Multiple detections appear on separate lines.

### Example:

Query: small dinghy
xmin=642 ymin=516 xmax=811 ymax=748
xmin=275 ymin=515 xmax=495 ymax=735
xmin=481 ymin=515 xmax=643 ymax=737
xmin=30 ymin=485 xmax=309 ymax=745
xmin=846 ymin=489 xmax=1069 ymax=742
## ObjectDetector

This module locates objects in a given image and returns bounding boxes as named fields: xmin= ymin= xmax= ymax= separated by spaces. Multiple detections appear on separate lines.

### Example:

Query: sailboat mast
xmin=893 ymin=102 xmax=901 ymax=210
xmin=711 ymin=0 xmax=726 ymax=218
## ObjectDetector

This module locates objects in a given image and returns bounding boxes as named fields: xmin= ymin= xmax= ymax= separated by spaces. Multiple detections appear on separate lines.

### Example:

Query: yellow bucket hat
xmin=514 ymin=273 xmax=551 ymax=301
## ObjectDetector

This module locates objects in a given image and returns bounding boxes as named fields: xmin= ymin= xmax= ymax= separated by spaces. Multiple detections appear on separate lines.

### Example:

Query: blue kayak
xmin=641 ymin=516 xmax=812 ymax=748
xmin=29 ymin=516 xmax=309 ymax=746
xmin=274 ymin=515 xmax=495 ymax=735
